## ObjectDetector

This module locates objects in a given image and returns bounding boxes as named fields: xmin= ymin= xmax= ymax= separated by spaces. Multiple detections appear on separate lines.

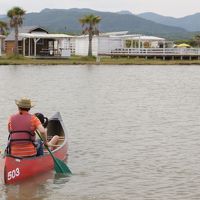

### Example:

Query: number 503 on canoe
xmin=7 ymin=168 xmax=20 ymax=180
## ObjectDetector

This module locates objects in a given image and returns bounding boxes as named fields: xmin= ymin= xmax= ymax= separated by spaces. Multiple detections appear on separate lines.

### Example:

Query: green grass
xmin=1 ymin=55 xmax=200 ymax=65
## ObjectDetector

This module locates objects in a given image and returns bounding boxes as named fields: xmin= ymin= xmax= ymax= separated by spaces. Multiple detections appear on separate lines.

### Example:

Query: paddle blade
xmin=54 ymin=157 xmax=72 ymax=175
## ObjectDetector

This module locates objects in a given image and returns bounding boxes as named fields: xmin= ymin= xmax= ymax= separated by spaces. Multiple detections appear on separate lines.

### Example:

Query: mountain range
xmin=0 ymin=14 xmax=6 ymax=19
xmin=1 ymin=8 xmax=200 ymax=40
xmin=138 ymin=12 xmax=200 ymax=32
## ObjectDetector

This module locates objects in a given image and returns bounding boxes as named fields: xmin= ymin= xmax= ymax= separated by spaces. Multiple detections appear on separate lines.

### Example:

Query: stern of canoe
xmin=4 ymin=155 xmax=53 ymax=184
xmin=4 ymin=142 xmax=68 ymax=184
xmin=3 ymin=112 xmax=69 ymax=184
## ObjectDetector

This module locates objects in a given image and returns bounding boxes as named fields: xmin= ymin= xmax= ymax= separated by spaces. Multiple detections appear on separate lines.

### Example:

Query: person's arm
xmin=36 ymin=124 xmax=48 ymax=146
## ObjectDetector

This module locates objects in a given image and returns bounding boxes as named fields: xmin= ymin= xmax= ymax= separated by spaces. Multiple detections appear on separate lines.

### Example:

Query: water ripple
xmin=1 ymin=65 xmax=200 ymax=199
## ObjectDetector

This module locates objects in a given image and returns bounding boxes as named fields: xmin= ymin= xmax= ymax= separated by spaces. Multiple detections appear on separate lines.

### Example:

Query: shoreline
xmin=1 ymin=56 xmax=200 ymax=65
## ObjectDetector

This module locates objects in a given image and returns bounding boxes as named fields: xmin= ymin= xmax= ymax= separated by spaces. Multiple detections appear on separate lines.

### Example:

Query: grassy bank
xmin=1 ymin=55 xmax=200 ymax=65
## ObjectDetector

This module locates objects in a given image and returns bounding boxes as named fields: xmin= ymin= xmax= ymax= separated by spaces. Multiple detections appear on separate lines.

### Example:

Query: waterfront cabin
xmin=19 ymin=33 xmax=75 ymax=57
xmin=5 ymin=26 xmax=48 ymax=55
xmin=5 ymin=26 xmax=75 ymax=57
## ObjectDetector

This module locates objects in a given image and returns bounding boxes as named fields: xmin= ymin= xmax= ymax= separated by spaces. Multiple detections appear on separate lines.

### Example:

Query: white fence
xmin=110 ymin=48 xmax=200 ymax=56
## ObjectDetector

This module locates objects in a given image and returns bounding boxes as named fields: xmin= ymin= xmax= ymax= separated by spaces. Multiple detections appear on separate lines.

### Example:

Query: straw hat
xmin=15 ymin=97 xmax=35 ymax=108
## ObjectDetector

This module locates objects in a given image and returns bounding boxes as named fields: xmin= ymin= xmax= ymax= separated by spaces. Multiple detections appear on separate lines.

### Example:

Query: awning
xmin=175 ymin=43 xmax=191 ymax=48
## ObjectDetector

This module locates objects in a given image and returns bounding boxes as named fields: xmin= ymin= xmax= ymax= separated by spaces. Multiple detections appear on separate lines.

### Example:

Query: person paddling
xmin=7 ymin=97 xmax=48 ymax=157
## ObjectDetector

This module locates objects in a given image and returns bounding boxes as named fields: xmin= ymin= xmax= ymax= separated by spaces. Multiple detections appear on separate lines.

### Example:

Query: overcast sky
xmin=1 ymin=0 xmax=200 ymax=18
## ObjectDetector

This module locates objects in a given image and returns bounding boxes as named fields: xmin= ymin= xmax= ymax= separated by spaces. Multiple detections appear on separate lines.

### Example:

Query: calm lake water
xmin=1 ymin=64 xmax=200 ymax=200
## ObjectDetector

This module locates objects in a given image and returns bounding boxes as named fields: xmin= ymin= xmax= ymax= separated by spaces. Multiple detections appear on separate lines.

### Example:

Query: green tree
xmin=79 ymin=14 xmax=101 ymax=56
xmin=7 ymin=7 xmax=26 ymax=55
xmin=0 ymin=20 xmax=8 ymax=35
xmin=193 ymin=34 xmax=200 ymax=47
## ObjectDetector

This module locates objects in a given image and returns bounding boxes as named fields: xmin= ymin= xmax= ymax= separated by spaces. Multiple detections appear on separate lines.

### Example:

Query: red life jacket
xmin=9 ymin=113 xmax=37 ymax=157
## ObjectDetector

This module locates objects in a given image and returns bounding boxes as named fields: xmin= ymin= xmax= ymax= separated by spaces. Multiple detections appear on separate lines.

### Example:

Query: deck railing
xmin=110 ymin=48 xmax=200 ymax=56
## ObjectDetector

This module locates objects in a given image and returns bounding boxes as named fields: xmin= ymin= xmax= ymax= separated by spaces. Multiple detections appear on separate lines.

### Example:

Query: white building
xmin=19 ymin=33 xmax=75 ymax=57
xmin=74 ymin=31 xmax=173 ymax=56
xmin=6 ymin=26 xmax=173 ymax=57
xmin=75 ymin=35 xmax=123 ymax=56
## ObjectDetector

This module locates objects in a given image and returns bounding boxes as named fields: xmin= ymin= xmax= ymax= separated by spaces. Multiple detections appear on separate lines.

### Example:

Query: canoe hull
xmin=4 ymin=144 xmax=67 ymax=184
xmin=1 ymin=112 xmax=69 ymax=184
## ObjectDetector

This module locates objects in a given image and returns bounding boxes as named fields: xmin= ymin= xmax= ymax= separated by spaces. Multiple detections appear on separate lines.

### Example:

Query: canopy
xmin=175 ymin=43 xmax=191 ymax=48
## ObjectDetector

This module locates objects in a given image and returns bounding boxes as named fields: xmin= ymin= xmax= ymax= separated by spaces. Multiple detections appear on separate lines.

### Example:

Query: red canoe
xmin=0 ymin=112 xmax=69 ymax=184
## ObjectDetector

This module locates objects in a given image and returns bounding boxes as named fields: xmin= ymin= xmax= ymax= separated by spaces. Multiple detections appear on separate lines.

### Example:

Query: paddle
xmin=35 ymin=130 xmax=72 ymax=175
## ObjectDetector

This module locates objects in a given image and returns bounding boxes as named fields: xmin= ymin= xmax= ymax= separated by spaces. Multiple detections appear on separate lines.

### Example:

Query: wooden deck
xmin=99 ymin=48 xmax=200 ymax=60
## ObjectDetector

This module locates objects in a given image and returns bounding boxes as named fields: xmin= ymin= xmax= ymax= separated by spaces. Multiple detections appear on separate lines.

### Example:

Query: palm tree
xmin=79 ymin=14 xmax=101 ymax=56
xmin=7 ymin=7 xmax=26 ymax=55
xmin=0 ymin=21 xmax=8 ymax=35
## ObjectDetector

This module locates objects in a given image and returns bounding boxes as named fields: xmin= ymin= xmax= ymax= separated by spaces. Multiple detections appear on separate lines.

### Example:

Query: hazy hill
xmin=1 ymin=8 xmax=196 ymax=39
xmin=116 ymin=10 xmax=133 ymax=15
xmin=0 ymin=14 xmax=6 ymax=19
xmin=138 ymin=12 xmax=200 ymax=32
xmin=19 ymin=8 xmax=193 ymax=39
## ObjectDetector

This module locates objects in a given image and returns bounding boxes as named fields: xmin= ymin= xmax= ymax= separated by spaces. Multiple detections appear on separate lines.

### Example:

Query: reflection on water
xmin=4 ymin=171 xmax=54 ymax=200
xmin=1 ymin=65 xmax=200 ymax=199
xmin=3 ymin=171 xmax=72 ymax=200
xmin=53 ymin=173 xmax=71 ymax=185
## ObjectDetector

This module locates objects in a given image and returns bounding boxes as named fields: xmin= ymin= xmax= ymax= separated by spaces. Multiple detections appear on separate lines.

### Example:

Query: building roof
xmin=5 ymin=26 xmax=48 ymax=41
xmin=19 ymin=33 xmax=75 ymax=39
xmin=122 ymin=35 xmax=165 ymax=41
xmin=0 ymin=35 xmax=6 ymax=38
xmin=100 ymin=31 xmax=129 ymax=36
